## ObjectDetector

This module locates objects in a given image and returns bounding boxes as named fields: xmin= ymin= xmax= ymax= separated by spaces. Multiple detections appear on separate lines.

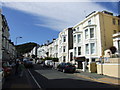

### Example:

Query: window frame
xmin=77 ymin=34 xmax=81 ymax=43
xmin=85 ymin=29 xmax=89 ymax=39
xmin=85 ymin=44 xmax=89 ymax=54
xmin=78 ymin=47 xmax=81 ymax=55
xmin=90 ymin=28 xmax=94 ymax=38
xmin=90 ymin=43 xmax=95 ymax=54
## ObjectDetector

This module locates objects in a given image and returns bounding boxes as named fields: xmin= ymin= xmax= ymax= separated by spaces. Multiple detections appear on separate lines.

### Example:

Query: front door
xmin=78 ymin=61 xmax=83 ymax=69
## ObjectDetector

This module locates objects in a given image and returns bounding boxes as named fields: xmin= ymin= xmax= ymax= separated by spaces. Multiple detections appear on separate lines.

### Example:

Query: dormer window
xmin=73 ymin=29 xmax=76 ymax=31
xmin=88 ymin=20 xmax=91 ymax=25
xmin=77 ymin=27 xmax=79 ymax=31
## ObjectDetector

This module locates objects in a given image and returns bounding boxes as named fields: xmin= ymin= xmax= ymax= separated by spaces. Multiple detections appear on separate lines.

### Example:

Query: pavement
xmin=2 ymin=68 xmax=35 ymax=89
xmin=74 ymin=69 xmax=120 ymax=86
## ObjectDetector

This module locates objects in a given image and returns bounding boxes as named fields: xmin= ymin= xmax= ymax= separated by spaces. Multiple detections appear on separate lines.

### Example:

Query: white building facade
xmin=58 ymin=28 xmax=73 ymax=63
xmin=72 ymin=11 xmax=120 ymax=69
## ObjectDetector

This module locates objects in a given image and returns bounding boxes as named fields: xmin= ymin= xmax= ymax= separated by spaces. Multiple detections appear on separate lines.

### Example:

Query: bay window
xmin=77 ymin=34 xmax=81 ymax=43
xmin=85 ymin=44 xmax=89 ymax=54
xmin=90 ymin=28 xmax=94 ymax=38
xmin=85 ymin=29 xmax=88 ymax=39
xmin=90 ymin=43 xmax=95 ymax=54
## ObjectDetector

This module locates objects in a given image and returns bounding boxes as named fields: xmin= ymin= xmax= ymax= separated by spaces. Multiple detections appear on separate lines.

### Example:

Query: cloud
xmin=1 ymin=0 xmax=119 ymax=2
xmin=2 ymin=2 xmax=117 ymax=31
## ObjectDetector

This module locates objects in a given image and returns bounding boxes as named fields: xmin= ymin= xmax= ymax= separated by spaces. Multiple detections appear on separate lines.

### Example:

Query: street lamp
xmin=15 ymin=37 xmax=22 ymax=45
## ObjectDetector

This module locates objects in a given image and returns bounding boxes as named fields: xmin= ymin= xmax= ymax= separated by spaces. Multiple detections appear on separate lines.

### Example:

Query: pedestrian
xmin=18 ymin=61 xmax=25 ymax=77
xmin=15 ymin=61 xmax=19 ymax=75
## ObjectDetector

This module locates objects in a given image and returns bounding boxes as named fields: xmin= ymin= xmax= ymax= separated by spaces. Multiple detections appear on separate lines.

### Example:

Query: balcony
xmin=83 ymin=24 xmax=97 ymax=29
xmin=73 ymin=31 xmax=83 ymax=34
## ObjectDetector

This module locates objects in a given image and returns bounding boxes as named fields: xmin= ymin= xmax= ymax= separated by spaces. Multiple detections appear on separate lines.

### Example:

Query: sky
xmin=0 ymin=0 xmax=119 ymax=45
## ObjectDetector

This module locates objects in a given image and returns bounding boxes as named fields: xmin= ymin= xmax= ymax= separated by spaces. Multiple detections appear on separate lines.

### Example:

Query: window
xmin=73 ymin=29 xmax=76 ymax=31
xmin=77 ymin=34 xmax=81 ymax=43
xmin=88 ymin=20 xmax=91 ymax=25
xmin=90 ymin=43 xmax=95 ymax=54
xmin=118 ymin=41 xmax=120 ymax=52
xmin=118 ymin=20 xmax=120 ymax=25
xmin=85 ymin=44 xmax=89 ymax=54
xmin=90 ymin=28 xmax=94 ymax=38
xmin=113 ymin=30 xmax=117 ymax=34
xmin=77 ymin=27 xmax=79 ymax=31
xmin=74 ymin=47 xmax=76 ymax=56
xmin=113 ymin=18 xmax=116 ymax=25
xmin=92 ymin=58 xmax=95 ymax=62
xmin=85 ymin=29 xmax=88 ymax=39
xmin=63 ymin=46 xmax=66 ymax=52
xmin=63 ymin=56 xmax=66 ymax=62
xmin=70 ymin=52 xmax=73 ymax=61
xmin=59 ymin=40 xmax=61 ymax=44
xmin=78 ymin=47 xmax=81 ymax=55
xmin=59 ymin=46 xmax=62 ymax=53
xmin=74 ymin=35 xmax=76 ymax=43
xmin=63 ymin=36 xmax=66 ymax=42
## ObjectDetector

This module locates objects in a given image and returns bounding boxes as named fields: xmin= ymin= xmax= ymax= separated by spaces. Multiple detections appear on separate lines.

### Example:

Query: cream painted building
xmin=58 ymin=28 xmax=73 ymax=63
xmin=72 ymin=11 xmax=120 ymax=68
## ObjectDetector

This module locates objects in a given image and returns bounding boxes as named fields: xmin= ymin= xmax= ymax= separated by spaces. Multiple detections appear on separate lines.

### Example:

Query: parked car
xmin=2 ymin=62 xmax=12 ymax=78
xmin=24 ymin=60 xmax=33 ymax=68
xmin=57 ymin=62 xmax=76 ymax=73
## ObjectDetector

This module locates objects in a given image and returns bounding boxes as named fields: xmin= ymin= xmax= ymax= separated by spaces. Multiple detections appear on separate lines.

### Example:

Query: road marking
xmin=27 ymin=69 xmax=41 ymax=88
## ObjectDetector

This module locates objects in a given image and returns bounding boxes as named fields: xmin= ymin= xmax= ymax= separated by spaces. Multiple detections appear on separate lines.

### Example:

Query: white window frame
xmin=85 ymin=29 xmax=89 ymax=39
xmin=74 ymin=47 xmax=77 ymax=56
xmin=90 ymin=43 xmax=95 ymax=54
xmin=85 ymin=44 xmax=89 ymax=54
xmin=77 ymin=34 xmax=81 ymax=43
xmin=74 ymin=35 xmax=76 ymax=43
xmin=90 ymin=28 xmax=94 ymax=38
xmin=88 ymin=20 xmax=91 ymax=25
xmin=63 ymin=46 xmax=66 ymax=52
xmin=78 ymin=47 xmax=81 ymax=55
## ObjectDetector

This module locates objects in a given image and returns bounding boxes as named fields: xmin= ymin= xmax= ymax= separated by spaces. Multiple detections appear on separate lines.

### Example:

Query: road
xmin=28 ymin=64 xmax=119 ymax=89
xmin=3 ymin=64 xmax=119 ymax=89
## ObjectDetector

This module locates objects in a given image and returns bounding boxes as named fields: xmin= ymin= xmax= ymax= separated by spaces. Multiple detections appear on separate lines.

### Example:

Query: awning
xmin=74 ymin=56 xmax=86 ymax=62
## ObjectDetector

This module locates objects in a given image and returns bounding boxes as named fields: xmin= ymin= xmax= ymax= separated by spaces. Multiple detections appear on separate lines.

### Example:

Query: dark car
xmin=24 ymin=60 xmax=33 ymax=68
xmin=57 ymin=62 xmax=76 ymax=73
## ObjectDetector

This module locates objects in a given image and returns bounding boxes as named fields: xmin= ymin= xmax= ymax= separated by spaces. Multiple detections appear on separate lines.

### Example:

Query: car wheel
xmin=63 ymin=69 xmax=66 ymax=73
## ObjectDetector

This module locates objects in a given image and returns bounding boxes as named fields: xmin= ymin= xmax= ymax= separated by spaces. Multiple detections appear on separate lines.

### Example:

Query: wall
xmin=97 ymin=63 xmax=120 ymax=78
xmin=97 ymin=58 xmax=120 ymax=78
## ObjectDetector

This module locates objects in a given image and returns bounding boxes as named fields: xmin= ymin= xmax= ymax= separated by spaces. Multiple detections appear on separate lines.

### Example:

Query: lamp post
xmin=15 ymin=37 xmax=22 ymax=59
xmin=15 ymin=37 xmax=22 ymax=45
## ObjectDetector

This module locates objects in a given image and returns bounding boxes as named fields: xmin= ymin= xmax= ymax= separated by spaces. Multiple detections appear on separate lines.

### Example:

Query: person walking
xmin=18 ymin=61 xmax=25 ymax=77
xmin=15 ymin=61 xmax=19 ymax=75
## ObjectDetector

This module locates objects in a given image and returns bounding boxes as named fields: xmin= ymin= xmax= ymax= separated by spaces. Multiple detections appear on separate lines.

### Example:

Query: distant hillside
xmin=15 ymin=42 xmax=38 ymax=55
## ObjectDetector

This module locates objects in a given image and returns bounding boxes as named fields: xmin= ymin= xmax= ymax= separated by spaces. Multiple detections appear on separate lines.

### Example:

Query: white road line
xmin=27 ymin=69 xmax=41 ymax=88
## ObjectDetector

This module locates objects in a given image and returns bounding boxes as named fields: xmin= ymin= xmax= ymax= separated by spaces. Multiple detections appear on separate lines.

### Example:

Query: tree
xmin=109 ymin=46 xmax=117 ymax=54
